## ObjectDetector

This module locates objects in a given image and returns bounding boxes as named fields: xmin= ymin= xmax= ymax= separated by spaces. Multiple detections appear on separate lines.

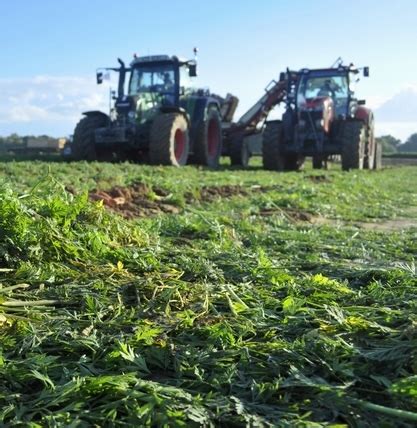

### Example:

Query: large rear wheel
xmin=149 ymin=113 xmax=189 ymax=166
xmin=193 ymin=108 xmax=222 ymax=168
xmin=341 ymin=121 xmax=366 ymax=171
xmin=364 ymin=116 xmax=376 ymax=169
xmin=374 ymin=141 xmax=382 ymax=170
xmin=72 ymin=114 xmax=108 ymax=161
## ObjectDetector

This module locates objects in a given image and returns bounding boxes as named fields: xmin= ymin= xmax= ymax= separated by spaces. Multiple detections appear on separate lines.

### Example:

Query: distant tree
xmin=7 ymin=133 xmax=24 ymax=145
xmin=0 ymin=133 xmax=60 ymax=147
xmin=399 ymin=133 xmax=417 ymax=153
xmin=375 ymin=135 xmax=401 ymax=154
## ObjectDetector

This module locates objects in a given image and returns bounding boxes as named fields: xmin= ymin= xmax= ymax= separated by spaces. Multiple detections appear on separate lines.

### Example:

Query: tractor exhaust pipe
xmin=117 ymin=58 xmax=126 ymax=99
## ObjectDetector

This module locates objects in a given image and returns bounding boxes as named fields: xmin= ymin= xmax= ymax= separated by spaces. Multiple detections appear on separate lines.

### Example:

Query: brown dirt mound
xmin=307 ymin=175 xmax=332 ymax=183
xmin=186 ymin=185 xmax=249 ymax=203
xmin=200 ymin=185 xmax=249 ymax=201
xmin=259 ymin=207 xmax=313 ymax=222
xmin=89 ymin=183 xmax=180 ymax=219
xmin=89 ymin=183 xmax=279 ymax=219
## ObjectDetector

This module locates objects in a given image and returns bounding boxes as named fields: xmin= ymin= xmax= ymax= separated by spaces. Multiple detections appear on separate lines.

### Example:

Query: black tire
xmin=193 ymin=108 xmax=222 ymax=168
xmin=262 ymin=121 xmax=304 ymax=171
xmin=341 ymin=121 xmax=366 ymax=171
xmin=262 ymin=121 xmax=285 ymax=171
xmin=363 ymin=116 xmax=375 ymax=169
xmin=230 ymin=137 xmax=250 ymax=167
xmin=285 ymin=153 xmax=305 ymax=171
xmin=374 ymin=142 xmax=382 ymax=170
xmin=312 ymin=155 xmax=330 ymax=170
xmin=312 ymin=156 xmax=323 ymax=169
xmin=149 ymin=113 xmax=189 ymax=166
xmin=72 ymin=114 xmax=108 ymax=161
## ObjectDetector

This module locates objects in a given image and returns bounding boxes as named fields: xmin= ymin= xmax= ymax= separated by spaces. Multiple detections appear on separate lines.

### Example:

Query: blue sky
xmin=1 ymin=0 xmax=417 ymax=140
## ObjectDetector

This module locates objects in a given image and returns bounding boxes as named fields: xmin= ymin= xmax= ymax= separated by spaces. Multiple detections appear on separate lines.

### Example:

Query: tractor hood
xmin=300 ymin=96 xmax=333 ymax=111
xmin=299 ymin=97 xmax=334 ymax=134
xmin=115 ymin=95 xmax=134 ymax=117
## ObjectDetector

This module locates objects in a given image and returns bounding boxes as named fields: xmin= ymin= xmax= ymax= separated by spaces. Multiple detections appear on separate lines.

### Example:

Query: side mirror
xmin=96 ymin=72 xmax=103 ymax=85
xmin=363 ymin=67 xmax=369 ymax=77
xmin=189 ymin=64 xmax=197 ymax=77
xmin=279 ymin=72 xmax=286 ymax=82
xmin=358 ymin=99 xmax=366 ymax=105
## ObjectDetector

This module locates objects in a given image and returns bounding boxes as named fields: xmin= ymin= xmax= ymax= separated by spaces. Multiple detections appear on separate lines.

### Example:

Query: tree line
xmin=0 ymin=134 xmax=59 ymax=147
xmin=2 ymin=132 xmax=417 ymax=154
xmin=376 ymin=133 xmax=417 ymax=154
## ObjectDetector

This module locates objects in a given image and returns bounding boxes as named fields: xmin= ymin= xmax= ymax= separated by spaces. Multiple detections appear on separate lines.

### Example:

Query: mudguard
xmin=355 ymin=106 xmax=372 ymax=125
xmin=180 ymin=96 xmax=220 ymax=125
xmin=180 ymin=96 xmax=221 ymax=141
xmin=82 ymin=111 xmax=109 ymax=121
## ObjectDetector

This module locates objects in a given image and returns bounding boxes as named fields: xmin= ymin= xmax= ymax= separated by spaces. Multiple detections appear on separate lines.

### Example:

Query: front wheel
xmin=149 ymin=113 xmax=189 ymax=166
xmin=262 ymin=121 xmax=303 ymax=171
xmin=262 ymin=121 xmax=285 ymax=170
xmin=193 ymin=109 xmax=223 ymax=168
xmin=285 ymin=153 xmax=305 ymax=171
xmin=72 ymin=114 xmax=108 ymax=161
xmin=230 ymin=137 xmax=250 ymax=167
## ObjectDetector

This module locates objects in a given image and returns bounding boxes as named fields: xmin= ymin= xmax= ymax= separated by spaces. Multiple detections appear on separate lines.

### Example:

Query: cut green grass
xmin=0 ymin=162 xmax=416 ymax=426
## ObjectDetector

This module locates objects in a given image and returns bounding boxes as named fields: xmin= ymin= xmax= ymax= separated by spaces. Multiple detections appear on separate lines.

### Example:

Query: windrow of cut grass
xmin=0 ymin=162 xmax=416 ymax=426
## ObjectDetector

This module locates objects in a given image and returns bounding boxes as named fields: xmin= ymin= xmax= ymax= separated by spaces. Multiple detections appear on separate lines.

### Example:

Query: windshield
xmin=297 ymin=73 xmax=349 ymax=116
xmin=298 ymin=74 xmax=348 ymax=100
xmin=129 ymin=64 xmax=175 ymax=95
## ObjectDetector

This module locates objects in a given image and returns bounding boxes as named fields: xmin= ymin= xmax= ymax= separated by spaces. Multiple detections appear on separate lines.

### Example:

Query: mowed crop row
xmin=0 ymin=161 xmax=417 ymax=426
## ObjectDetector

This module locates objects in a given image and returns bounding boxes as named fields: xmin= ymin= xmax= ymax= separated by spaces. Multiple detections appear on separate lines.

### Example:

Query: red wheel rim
xmin=174 ymin=129 xmax=185 ymax=162
xmin=207 ymin=118 xmax=220 ymax=158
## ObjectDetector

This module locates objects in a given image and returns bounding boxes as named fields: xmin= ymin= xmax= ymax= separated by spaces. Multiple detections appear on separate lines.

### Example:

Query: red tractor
xmin=262 ymin=61 xmax=381 ymax=171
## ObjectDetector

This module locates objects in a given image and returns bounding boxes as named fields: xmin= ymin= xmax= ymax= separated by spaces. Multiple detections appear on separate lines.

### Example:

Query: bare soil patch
xmin=353 ymin=218 xmax=417 ymax=231
xmin=307 ymin=175 xmax=332 ymax=183
xmin=259 ymin=206 xmax=417 ymax=231
xmin=89 ymin=183 xmax=180 ymax=219
xmin=89 ymin=183 xmax=261 ymax=219
xmin=259 ymin=207 xmax=313 ymax=222
xmin=189 ymin=185 xmax=249 ymax=203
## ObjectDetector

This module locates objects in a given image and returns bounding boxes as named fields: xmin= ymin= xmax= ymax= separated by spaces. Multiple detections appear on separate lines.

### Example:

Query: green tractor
xmin=72 ymin=51 xmax=223 ymax=167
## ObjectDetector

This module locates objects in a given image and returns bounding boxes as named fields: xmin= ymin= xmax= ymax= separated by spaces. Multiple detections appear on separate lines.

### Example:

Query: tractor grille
xmin=300 ymin=110 xmax=322 ymax=125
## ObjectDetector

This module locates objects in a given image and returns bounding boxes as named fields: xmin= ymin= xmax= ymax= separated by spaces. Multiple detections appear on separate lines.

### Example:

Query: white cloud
xmin=365 ymin=95 xmax=389 ymax=110
xmin=0 ymin=75 xmax=110 ymax=136
xmin=9 ymin=105 xmax=49 ymax=122
xmin=1 ymin=73 xmax=417 ymax=141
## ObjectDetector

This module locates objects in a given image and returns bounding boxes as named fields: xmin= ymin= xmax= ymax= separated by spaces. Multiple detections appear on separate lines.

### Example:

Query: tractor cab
xmin=126 ymin=55 xmax=197 ymax=124
xmin=95 ymin=55 xmax=197 ymax=125
xmin=295 ymin=64 xmax=368 ymax=120
xmin=296 ymin=69 xmax=350 ymax=119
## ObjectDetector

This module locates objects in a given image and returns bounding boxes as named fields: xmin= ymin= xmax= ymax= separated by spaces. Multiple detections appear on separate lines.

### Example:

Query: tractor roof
xmin=298 ymin=64 xmax=361 ymax=76
xmin=130 ymin=55 xmax=184 ymax=67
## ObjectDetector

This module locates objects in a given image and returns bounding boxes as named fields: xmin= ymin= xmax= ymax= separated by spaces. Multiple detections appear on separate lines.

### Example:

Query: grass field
xmin=0 ymin=159 xmax=416 ymax=427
